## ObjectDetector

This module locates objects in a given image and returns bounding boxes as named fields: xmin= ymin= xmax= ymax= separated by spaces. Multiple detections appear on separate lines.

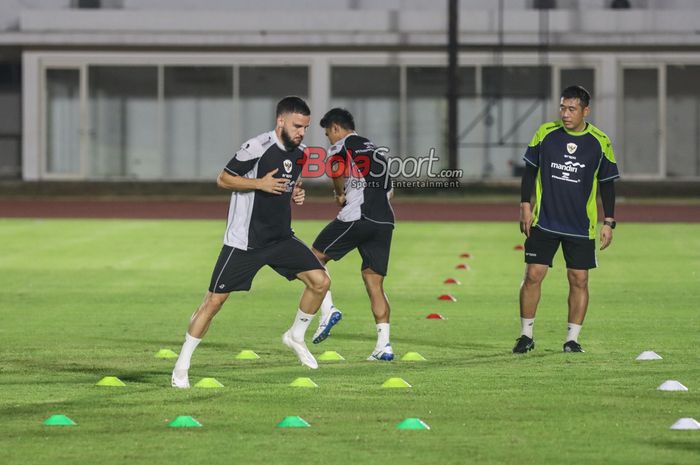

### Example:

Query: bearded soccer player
xmin=513 ymin=85 xmax=620 ymax=354
xmin=171 ymin=96 xmax=329 ymax=388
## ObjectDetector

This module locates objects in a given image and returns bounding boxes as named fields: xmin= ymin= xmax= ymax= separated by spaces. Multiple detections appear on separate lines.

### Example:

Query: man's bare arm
xmin=217 ymin=168 xmax=288 ymax=195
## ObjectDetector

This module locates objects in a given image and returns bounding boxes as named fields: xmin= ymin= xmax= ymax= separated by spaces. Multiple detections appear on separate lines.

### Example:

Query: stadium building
xmin=0 ymin=0 xmax=699 ymax=183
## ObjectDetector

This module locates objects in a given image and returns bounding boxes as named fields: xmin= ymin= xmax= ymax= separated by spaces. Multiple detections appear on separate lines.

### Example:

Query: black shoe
xmin=512 ymin=335 xmax=535 ymax=354
xmin=563 ymin=340 xmax=585 ymax=353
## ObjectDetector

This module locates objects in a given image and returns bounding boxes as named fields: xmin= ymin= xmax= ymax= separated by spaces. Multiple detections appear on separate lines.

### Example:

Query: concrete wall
xmin=2 ymin=8 xmax=697 ymax=49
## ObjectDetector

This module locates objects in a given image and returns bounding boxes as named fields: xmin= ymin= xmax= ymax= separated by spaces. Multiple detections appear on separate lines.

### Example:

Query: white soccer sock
xmin=174 ymin=332 xmax=201 ymax=372
xmin=320 ymin=290 xmax=334 ymax=317
xmin=290 ymin=309 xmax=315 ymax=341
xmin=375 ymin=323 xmax=391 ymax=350
xmin=566 ymin=323 xmax=582 ymax=342
xmin=520 ymin=318 xmax=535 ymax=338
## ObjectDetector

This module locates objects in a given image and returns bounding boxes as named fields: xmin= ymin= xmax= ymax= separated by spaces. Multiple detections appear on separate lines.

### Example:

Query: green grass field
xmin=1 ymin=219 xmax=699 ymax=465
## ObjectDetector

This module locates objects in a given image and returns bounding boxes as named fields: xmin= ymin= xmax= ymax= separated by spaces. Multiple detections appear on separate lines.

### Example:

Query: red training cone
xmin=438 ymin=294 xmax=457 ymax=302
xmin=460 ymin=253 xmax=471 ymax=258
xmin=426 ymin=313 xmax=445 ymax=320
xmin=443 ymin=278 xmax=461 ymax=285
xmin=514 ymin=244 xmax=524 ymax=250
xmin=455 ymin=264 xmax=470 ymax=270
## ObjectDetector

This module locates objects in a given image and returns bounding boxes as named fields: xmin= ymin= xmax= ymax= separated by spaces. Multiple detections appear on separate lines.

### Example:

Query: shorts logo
xmin=218 ymin=284 xmax=225 ymax=289
xmin=567 ymin=143 xmax=577 ymax=154
xmin=283 ymin=159 xmax=293 ymax=173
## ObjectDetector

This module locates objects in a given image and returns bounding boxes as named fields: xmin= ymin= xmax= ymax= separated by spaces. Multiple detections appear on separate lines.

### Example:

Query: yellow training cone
xmin=289 ymin=377 xmax=319 ymax=388
xmin=194 ymin=378 xmax=224 ymax=388
xmin=382 ymin=377 xmax=412 ymax=388
xmin=318 ymin=351 xmax=345 ymax=361
xmin=154 ymin=349 xmax=178 ymax=359
xmin=401 ymin=352 xmax=427 ymax=361
xmin=96 ymin=376 xmax=126 ymax=387
xmin=235 ymin=350 xmax=260 ymax=360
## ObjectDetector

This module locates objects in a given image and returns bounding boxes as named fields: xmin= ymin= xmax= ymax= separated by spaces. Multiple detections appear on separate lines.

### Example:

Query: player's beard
xmin=280 ymin=127 xmax=301 ymax=151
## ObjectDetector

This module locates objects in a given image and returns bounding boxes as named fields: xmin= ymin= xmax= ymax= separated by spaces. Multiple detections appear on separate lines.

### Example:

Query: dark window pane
xmin=239 ymin=66 xmax=309 ymax=140
xmin=46 ymin=69 xmax=80 ymax=175
xmin=165 ymin=66 xmax=232 ymax=97
xmin=332 ymin=66 xmax=399 ymax=98
xmin=89 ymin=66 xmax=159 ymax=178
xmin=0 ymin=62 xmax=21 ymax=90
xmin=667 ymin=65 xmax=700 ymax=177
xmin=623 ymin=69 xmax=657 ymax=98
xmin=622 ymin=68 xmax=659 ymax=175
xmin=482 ymin=66 xmax=551 ymax=98
xmin=407 ymin=67 xmax=476 ymax=97
xmin=668 ymin=65 xmax=700 ymax=97
xmin=240 ymin=66 xmax=308 ymax=97
xmin=560 ymin=68 xmax=595 ymax=98
xmin=330 ymin=66 xmax=399 ymax=153
xmin=164 ymin=66 xmax=234 ymax=179
xmin=90 ymin=66 xmax=157 ymax=97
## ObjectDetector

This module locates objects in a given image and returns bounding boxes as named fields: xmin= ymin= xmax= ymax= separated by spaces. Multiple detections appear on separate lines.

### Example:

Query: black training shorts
xmin=312 ymin=218 xmax=393 ymax=276
xmin=208 ymin=236 xmax=325 ymax=293
xmin=524 ymin=226 xmax=597 ymax=270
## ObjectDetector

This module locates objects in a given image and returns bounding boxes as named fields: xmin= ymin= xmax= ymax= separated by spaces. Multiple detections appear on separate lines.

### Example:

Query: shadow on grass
xmin=0 ymin=384 xmax=228 ymax=418
xmin=101 ymin=337 xmax=237 ymax=350
xmin=646 ymin=438 xmax=700 ymax=453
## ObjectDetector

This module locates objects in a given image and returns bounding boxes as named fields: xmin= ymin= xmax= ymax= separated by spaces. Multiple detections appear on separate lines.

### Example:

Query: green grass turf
xmin=1 ymin=219 xmax=699 ymax=465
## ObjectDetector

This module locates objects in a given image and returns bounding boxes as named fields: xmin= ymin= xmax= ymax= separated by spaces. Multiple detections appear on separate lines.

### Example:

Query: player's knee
xmin=362 ymin=271 xmax=383 ymax=292
xmin=523 ymin=271 xmax=545 ymax=287
xmin=307 ymin=271 xmax=330 ymax=295
xmin=205 ymin=293 xmax=229 ymax=312
xmin=568 ymin=272 xmax=588 ymax=289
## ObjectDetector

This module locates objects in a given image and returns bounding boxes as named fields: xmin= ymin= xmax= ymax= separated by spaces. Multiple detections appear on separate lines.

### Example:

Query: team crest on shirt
xmin=283 ymin=159 xmax=293 ymax=173
xmin=566 ymin=143 xmax=578 ymax=154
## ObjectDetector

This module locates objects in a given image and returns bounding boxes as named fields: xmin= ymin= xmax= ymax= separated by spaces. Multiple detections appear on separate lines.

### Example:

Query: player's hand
xmin=292 ymin=180 xmax=305 ymax=205
xmin=600 ymin=225 xmax=613 ymax=250
xmin=257 ymin=168 xmax=288 ymax=195
xmin=519 ymin=202 xmax=533 ymax=237
xmin=334 ymin=192 xmax=346 ymax=207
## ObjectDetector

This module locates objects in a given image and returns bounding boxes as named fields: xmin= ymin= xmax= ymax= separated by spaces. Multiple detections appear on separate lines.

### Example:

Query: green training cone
xmin=235 ymin=350 xmax=260 ymax=360
xmin=154 ymin=349 xmax=179 ymax=359
xmin=317 ymin=351 xmax=345 ymax=361
xmin=277 ymin=416 xmax=310 ymax=428
xmin=95 ymin=376 xmax=126 ymax=387
xmin=396 ymin=418 xmax=431 ymax=430
xmin=43 ymin=414 xmax=76 ymax=426
xmin=401 ymin=352 xmax=427 ymax=361
xmin=194 ymin=377 xmax=224 ymax=388
xmin=382 ymin=377 xmax=412 ymax=388
xmin=289 ymin=377 xmax=318 ymax=388
xmin=168 ymin=416 xmax=202 ymax=428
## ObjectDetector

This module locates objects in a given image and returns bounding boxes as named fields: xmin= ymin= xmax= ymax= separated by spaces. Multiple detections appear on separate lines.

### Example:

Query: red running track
xmin=0 ymin=199 xmax=699 ymax=222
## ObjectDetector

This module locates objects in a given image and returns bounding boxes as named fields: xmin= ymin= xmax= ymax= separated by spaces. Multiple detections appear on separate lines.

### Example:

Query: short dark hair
xmin=561 ymin=85 xmax=591 ymax=107
xmin=276 ymin=96 xmax=310 ymax=117
xmin=319 ymin=108 xmax=355 ymax=131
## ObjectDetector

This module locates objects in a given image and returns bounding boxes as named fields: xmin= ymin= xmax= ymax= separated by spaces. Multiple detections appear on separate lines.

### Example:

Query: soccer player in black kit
xmin=172 ymin=97 xmax=329 ymax=388
xmin=310 ymin=108 xmax=396 ymax=361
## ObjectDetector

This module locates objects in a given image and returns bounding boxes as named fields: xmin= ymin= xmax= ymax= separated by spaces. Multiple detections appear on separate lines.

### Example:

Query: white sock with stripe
xmin=375 ymin=323 xmax=390 ymax=350
xmin=520 ymin=318 xmax=535 ymax=338
xmin=566 ymin=323 xmax=582 ymax=343
xmin=320 ymin=290 xmax=334 ymax=318
xmin=290 ymin=309 xmax=315 ymax=341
